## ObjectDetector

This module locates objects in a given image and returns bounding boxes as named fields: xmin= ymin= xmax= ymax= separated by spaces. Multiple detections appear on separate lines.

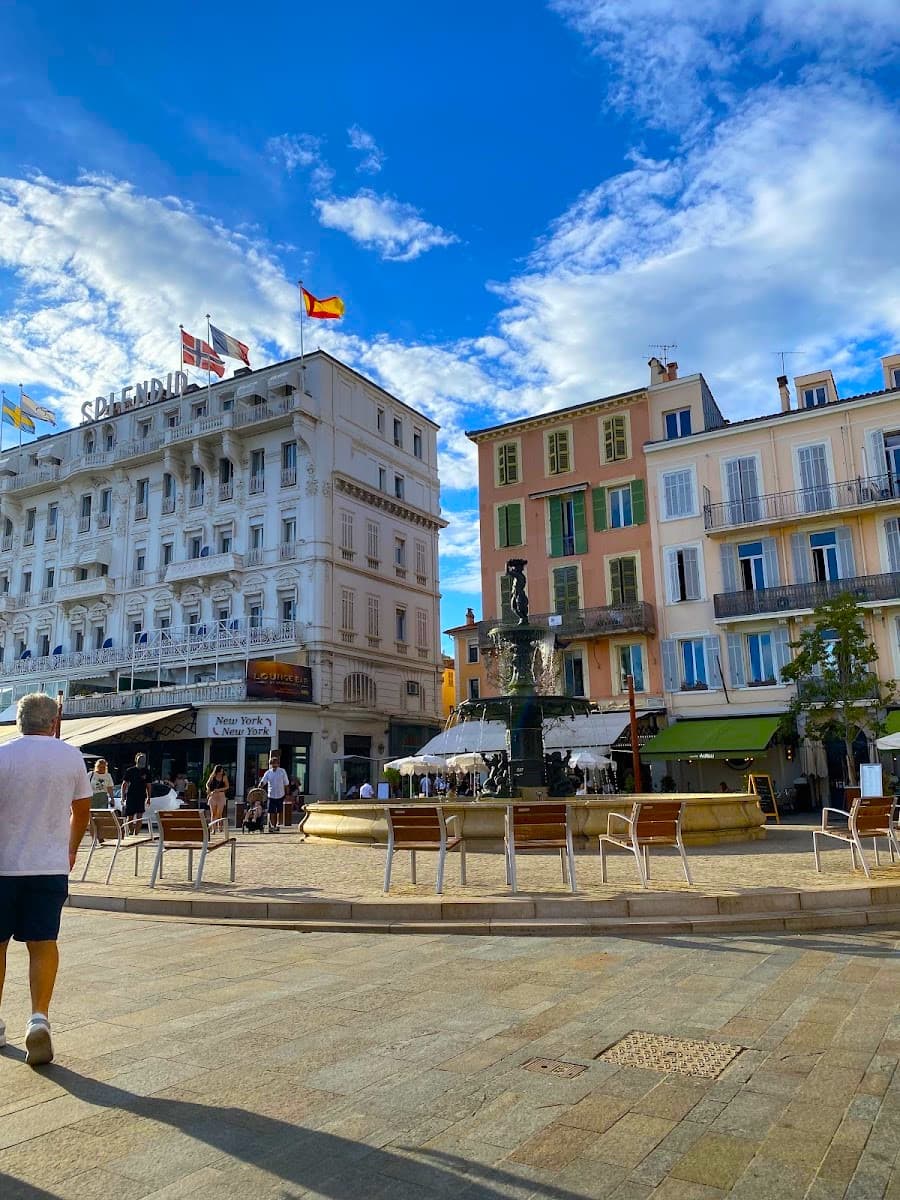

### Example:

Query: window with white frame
xmin=393 ymin=417 xmax=403 ymax=448
xmin=803 ymin=385 xmax=828 ymax=408
xmin=797 ymin=443 xmax=831 ymax=513
xmin=217 ymin=526 xmax=232 ymax=554
xmin=608 ymin=485 xmax=633 ymax=529
xmin=496 ymin=441 xmax=519 ymax=486
xmin=416 ymin=608 xmax=428 ymax=648
xmin=378 ymin=466 xmax=387 ymax=492
xmin=662 ymin=636 xmax=722 ymax=691
xmin=602 ymin=414 xmax=628 ymax=463
xmin=618 ymin=644 xmax=645 ymax=691
xmin=394 ymin=473 xmax=405 ymax=499
xmin=366 ymin=520 xmax=380 ymax=565
xmin=727 ymin=628 xmax=791 ymax=688
xmin=661 ymin=468 xmax=696 ymax=519
xmin=395 ymin=536 xmax=406 ymax=568
xmin=665 ymin=409 xmax=691 ymax=439
xmin=467 ymin=640 xmax=479 ymax=664
xmin=723 ymin=456 xmax=761 ymax=523
xmin=395 ymin=606 xmax=407 ymax=642
xmin=415 ymin=539 xmax=427 ymax=580
xmin=340 ymin=510 xmax=354 ymax=556
xmin=664 ymin=545 xmax=702 ymax=602
xmin=468 ymin=677 xmax=480 ymax=700
xmin=546 ymin=428 xmax=571 ymax=475
xmin=367 ymin=595 xmax=380 ymax=638
xmin=413 ymin=428 xmax=422 ymax=459
xmin=340 ymin=588 xmax=355 ymax=632
xmin=376 ymin=406 xmax=385 ymax=433
xmin=562 ymin=649 xmax=586 ymax=697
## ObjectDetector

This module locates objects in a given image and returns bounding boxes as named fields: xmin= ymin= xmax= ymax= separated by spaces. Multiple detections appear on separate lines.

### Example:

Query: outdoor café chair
xmin=383 ymin=805 xmax=466 ymax=894
xmin=79 ymin=809 xmax=154 ymax=885
xmin=598 ymin=800 xmax=692 ymax=888
xmin=813 ymin=795 xmax=900 ymax=879
xmin=149 ymin=810 xmax=236 ymax=889
xmin=504 ymin=803 xmax=577 ymax=894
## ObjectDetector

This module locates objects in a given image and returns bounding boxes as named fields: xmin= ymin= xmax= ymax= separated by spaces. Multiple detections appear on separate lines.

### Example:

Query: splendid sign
xmin=81 ymin=371 xmax=190 ymax=423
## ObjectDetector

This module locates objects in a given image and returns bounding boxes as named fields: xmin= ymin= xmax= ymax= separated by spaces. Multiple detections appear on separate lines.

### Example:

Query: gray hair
xmin=17 ymin=692 xmax=59 ymax=735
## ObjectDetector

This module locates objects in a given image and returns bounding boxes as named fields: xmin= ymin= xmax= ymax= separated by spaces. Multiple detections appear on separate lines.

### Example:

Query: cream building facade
xmin=0 ymin=351 xmax=444 ymax=798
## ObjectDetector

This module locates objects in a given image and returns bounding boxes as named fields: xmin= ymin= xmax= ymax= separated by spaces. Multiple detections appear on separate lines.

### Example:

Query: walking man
xmin=260 ymin=751 xmax=289 ymax=832
xmin=0 ymin=693 xmax=92 ymax=1065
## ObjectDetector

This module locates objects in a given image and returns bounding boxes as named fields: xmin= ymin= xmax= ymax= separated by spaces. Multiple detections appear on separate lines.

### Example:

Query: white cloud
xmin=551 ymin=0 xmax=900 ymax=129
xmin=347 ymin=125 xmax=385 ymax=174
xmin=438 ymin=509 xmax=484 ymax=596
xmin=314 ymin=190 xmax=459 ymax=261
xmin=265 ymin=133 xmax=335 ymax=193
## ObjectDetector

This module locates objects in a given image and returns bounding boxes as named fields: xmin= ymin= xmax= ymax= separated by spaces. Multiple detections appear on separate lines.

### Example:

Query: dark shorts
xmin=123 ymin=794 xmax=145 ymax=817
xmin=267 ymin=796 xmax=283 ymax=815
xmin=0 ymin=875 xmax=69 ymax=943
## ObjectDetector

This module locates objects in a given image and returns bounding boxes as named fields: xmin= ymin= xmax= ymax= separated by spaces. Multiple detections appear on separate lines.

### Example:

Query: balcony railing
xmin=796 ymin=673 xmax=880 ymax=704
xmin=165 ymin=552 xmax=243 ymax=584
xmin=248 ymin=475 xmax=265 ymax=494
xmin=714 ymin=571 xmax=900 ymax=619
xmin=65 ymin=681 xmax=248 ymax=716
xmin=281 ymin=467 xmax=297 ymax=487
xmin=1 ymin=619 xmax=300 ymax=682
xmin=705 ymin=472 xmax=900 ymax=532
xmin=1 ymin=536 xmax=11 ymax=551
xmin=475 ymin=601 xmax=655 ymax=648
xmin=162 ymin=496 xmax=175 ymax=514
xmin=218 ymin=481 xmax=233 ymax=501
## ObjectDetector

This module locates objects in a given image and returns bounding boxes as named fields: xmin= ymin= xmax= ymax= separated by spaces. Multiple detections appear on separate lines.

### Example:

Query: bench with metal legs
xmin=504 ymin=803 xmax=577 ymax=894
xmin=80 ymin=809 xmax=154 ymax=885
xmin=598 ymin=800 xmax=692 ymax=888
xmin=813 ymin=797 xmax=899 ymax=879
xmin=150 ymin=811 xmax=236 ymax=889
xmin=383 ymin=805 xmax=466 ymax=894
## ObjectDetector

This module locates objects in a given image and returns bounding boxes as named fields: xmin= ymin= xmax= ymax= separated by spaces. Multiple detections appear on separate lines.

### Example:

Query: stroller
xmin=242 ymin=787 xmax=266 ymax=833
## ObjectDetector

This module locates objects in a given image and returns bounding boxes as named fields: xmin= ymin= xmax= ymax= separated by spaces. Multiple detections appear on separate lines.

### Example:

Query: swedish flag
xmin=1 ymin=403 xmax=35 ymax=433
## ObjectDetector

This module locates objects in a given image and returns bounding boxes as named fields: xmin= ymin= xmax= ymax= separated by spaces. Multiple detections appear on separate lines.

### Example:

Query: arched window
xmin=84 ymin=431 xmax=95 ymax=454
xmin=344 ymin=673 xmax=376 ymax=707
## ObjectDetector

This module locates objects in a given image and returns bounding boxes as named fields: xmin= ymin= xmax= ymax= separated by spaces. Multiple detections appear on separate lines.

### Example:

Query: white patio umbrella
xmin=384 ymin=754 xmax=447 ymax=796
xmin=567 ymin=750 xmax=613 ymax=770
xmin=876 ymin=732 xmax=900 ymax=752
xmin=446 ymin=752 xmax=488 ymax=772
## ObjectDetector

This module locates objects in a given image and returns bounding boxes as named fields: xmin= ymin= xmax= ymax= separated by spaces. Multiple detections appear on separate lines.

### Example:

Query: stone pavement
xmin=1 ymin=912 xmax=899 ymax=1199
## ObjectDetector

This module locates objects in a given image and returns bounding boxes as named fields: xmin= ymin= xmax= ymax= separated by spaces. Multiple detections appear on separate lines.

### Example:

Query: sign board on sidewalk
xmin=747 ymin=773 xmax=780 ymax=823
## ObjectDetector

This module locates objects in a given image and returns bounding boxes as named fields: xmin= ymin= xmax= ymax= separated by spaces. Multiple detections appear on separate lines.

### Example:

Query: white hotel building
xmin=0 ymin=352 xmax=445 ymax=798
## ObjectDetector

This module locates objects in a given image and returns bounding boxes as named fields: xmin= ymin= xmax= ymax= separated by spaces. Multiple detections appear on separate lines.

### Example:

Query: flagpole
xmin=17 ymin=383 xmax=23 ymax=451
xmin=297 ymin=281 xmax=306 ymax=393
xmin=0 ymin=389 xmax=5 ymax=457
xmin=179 ymin=324 xmax=184 ymax=376
xmin=205 ymin=314 xmax=212 ymax=408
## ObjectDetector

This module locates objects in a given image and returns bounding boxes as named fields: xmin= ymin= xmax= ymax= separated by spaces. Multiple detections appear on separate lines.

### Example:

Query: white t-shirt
xmin=260 ymin=766 xmax=289 ymax=799
xmin=359 ymin=782 xmax=374 ymax=799
xmin=0 ymin=735 xmax=93 ymax=875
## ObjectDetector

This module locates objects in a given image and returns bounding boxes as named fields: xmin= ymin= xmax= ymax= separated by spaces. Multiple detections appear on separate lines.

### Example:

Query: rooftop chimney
xmin=648 ymin=357 xmax=667 ymax=386
xmin=777 ymin=375 xmax=791 ymax=412
xmin=665 ymin=361 xmax=678 ymax=382
xmin=465 ymin=607 xmax=475 ymax=626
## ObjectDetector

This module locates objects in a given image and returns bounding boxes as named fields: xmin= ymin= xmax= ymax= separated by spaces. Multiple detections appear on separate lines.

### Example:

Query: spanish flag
xmin=300 ymin=286 xmax=345 ymax=320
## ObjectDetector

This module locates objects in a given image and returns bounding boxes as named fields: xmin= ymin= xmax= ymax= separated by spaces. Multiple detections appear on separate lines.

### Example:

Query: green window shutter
xmin=553 ymin=566 xmax=579 ymax=613
xmin=572 ymin=491 xmax=587 ymax=554
xmin=630 ymin=478 xmax=646 ymax=524
xmin=592 ymin=487 xmax=607 ymax=532
xmin=497 ymin=506 xmax=509 ymax=548
xmin=500 ymin=574 xmax=513 ymax=620
xmin=548 ymin=496 xmax=563 ymax=557
xmin=507 ymin=503 xmax=522 ymax=546
xmin=621 ymin=557 xmax=638 ymax=603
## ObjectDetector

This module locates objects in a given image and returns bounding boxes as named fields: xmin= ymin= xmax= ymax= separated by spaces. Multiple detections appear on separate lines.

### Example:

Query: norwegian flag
xmin=181 ymin=329 xmax=226 ymax=378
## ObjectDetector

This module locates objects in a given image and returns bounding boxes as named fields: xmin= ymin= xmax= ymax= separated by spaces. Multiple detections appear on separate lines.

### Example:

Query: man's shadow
xmin=2 ymin=1058 xmax=595 ymax=1200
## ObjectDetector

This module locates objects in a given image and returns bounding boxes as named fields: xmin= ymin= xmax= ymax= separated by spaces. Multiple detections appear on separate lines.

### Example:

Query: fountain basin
xmin=302 ymin=794 xmax=766 ymax=847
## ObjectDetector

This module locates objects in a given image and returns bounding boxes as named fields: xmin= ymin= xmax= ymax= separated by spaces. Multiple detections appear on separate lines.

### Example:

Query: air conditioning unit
xmin=406 ymin=681 xmax=420 ymax=696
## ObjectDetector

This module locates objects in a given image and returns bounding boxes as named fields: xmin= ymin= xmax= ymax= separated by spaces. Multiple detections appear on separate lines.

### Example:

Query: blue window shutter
xmin=572 ymin=491 xmax=588 ymax=555
xmin=791 ymin=532 xmax=811 ymax=583
xmin=726 ymin=633 xmax=746 ymax=688
xmin=704 ymin=635 xmax=723 ymax=688
xmin=771 ymin=626 xmax=791 ymax=682
xmin=761 ymin=537 xmax=780 ymax=587
xmin=720 ymin=544 xmax=738 ymax=593
xmin=661 ymin=639 xmax=678 ymax=691
xmin=835 ymin=527 xmax=855 ymax=579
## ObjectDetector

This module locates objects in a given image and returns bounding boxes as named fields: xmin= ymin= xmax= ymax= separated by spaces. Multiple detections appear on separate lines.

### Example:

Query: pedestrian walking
xmin=0 ymin=692 xmax=92 ymax=1065
xmin=260 ymin=752 xmax=289 ymax=832
xmin=121 ymin=753 xmax=151 ymax=835
xmin=89 ymin=758 xmax=115 ymax=807
xmin=205 ymin=764 xmax=229 ymax=826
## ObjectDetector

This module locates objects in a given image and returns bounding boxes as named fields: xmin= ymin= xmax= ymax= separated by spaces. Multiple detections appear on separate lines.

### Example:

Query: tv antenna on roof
xmin=773 ymin=350 xmax=801 ymax=375
xmin=649 ymin=343 xmax=678 ymax=366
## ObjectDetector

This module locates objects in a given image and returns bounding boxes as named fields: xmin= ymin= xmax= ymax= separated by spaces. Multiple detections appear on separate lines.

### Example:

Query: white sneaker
xmin=25 ymin=1015 xmax=53 ymax=1066
xmin=0 ymin=1018 xmax=6 ymax=1048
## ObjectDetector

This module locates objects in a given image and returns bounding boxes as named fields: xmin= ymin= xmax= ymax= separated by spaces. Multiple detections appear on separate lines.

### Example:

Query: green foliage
xmin=780 ymin=593 xmax=894 ymax=784
xmin=383 ymin=767 xmax=401 ymax=794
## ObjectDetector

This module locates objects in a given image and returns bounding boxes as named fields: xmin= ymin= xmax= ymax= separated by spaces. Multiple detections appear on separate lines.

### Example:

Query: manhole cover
xmin=597 ymin=1031 xmax=743 ymax=1079
xmin=522 ymin=1057 xmax=588 ymax=1078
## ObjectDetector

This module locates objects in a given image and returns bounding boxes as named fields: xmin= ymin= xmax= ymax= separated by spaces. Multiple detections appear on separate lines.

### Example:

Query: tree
xmin=780 ymin=594 xmax=895 ymax=785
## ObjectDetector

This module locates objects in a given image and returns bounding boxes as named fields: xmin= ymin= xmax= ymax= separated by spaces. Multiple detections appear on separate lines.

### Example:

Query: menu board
xmin=747 ymin=774 xmax=780 ymax=823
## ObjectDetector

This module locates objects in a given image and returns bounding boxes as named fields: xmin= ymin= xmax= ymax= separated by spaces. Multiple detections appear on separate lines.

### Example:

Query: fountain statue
xmin=460 ymin=559 xmax=595 ymax=798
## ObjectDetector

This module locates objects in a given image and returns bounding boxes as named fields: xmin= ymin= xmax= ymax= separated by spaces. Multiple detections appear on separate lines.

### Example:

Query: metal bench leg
xmin=559 ymin=847 xmax=567 ymax=885
xmin=80 ymin=837 xmax=97 ymax=882
xmin=508 ymin=842 xmax=517 ymax=893
xmin=632 ymin=840 xmax=647 ymax=887
xmin=105 ymin=840 xmax=120 ymax=886
xmin=195 ymin=846 xmax=207 ymax=889
xmin=383 ymin=835 xmax=394 ymax=892
xmin=643 ymin=844 xmax=651 ymax=882
xmin=599 ymin=838 xmax=608 ymax=884
xmin=149 ymin=842 xmax=164 ymax=888
xmin=566 ymin=828 xmax=577 ymax=894
xmin=230 ymin=840 xmax=236 ymax=882
xmin=188 ymin=849 xmax=193 ymax=882
xmin=410 ymin=849 xmax=417 ymax=885
xmin=459 ymin=841 xmax=467 ymax=886
xmin=677 ymin=835 xmax=693 ymax=886
xmin=812 ymin=831 xmax=822 ymax=873
xmin=436 ymin=841 xmax=446 ymax=894
xmin=853 ymin=834 xmax=871 ymax=879
xmin=134 ymin=842 xmax=141 ymax=877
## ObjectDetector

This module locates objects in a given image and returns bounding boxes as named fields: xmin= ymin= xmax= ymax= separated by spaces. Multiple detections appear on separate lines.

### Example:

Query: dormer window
xmin=803 ymin=386 xmax=828 ymax=409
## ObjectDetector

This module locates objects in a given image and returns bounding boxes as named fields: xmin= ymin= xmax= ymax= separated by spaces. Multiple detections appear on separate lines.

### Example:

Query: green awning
xmin=642 ymin=716 xmax=781 ymax=760
xmin=884 ymin=711 xmax=900 ymax=736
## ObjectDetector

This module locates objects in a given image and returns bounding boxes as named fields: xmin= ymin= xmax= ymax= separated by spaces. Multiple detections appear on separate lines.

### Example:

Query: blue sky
xmin=2 ymin=1 xmax=900 ymax=648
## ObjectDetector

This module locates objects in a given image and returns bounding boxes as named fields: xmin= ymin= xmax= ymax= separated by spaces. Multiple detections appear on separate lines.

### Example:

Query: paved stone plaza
xmin=1 ymin=911 xmax=899 ymax=1199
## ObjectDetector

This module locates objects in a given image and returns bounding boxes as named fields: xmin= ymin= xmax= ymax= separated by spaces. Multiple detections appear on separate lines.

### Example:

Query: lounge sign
xmin=81 ymin=372 xmax=190 ymax=423
xmin=246 ymin=659 xmax=313 ymax=703
xmin=208 ymin=712 xmax=276 ymax=738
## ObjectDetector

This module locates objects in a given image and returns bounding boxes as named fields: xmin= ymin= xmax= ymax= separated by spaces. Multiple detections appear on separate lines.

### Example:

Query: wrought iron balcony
xmin=475 ymin=601 xmax=655 ymax=647
xmin=714 ymin=571 xmax=900 ymax=619
xmin=65 ymin=681 xmax=247 ymax=715
xmin=704 ymin=472 xmax=900 ymax=532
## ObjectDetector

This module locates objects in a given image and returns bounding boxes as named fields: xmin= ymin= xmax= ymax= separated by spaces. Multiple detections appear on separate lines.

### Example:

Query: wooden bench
xmin=813 ymin=796 xmax=899 ymax=878
xmin=598 ymin=800 xmax=692 ymax=888
xmin=383 ymin=805 xmax=466 ymax=894
xmin=79 ymin=809 xmax=154 ymax=885
xmin=504 ymin=803 xmax=576 ymax=893
xmin=149 ymin=811 xmax=236 ymax=889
